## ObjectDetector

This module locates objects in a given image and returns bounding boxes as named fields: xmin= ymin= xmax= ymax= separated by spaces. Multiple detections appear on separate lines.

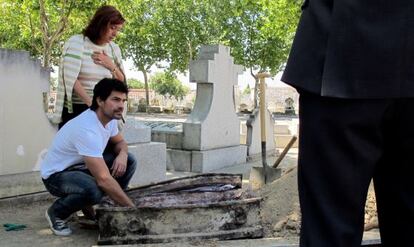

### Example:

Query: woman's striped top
xmin=51 ymin=34 xmax=124 ymax=124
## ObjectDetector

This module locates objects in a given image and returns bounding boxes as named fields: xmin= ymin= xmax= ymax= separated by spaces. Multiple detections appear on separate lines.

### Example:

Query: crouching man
xmin=40 ymin=78 xmax=136 ymax=236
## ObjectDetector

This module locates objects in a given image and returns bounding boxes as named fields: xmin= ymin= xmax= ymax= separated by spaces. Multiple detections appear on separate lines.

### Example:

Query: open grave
xmin=96 ymin=174 xmax=262 ymax=245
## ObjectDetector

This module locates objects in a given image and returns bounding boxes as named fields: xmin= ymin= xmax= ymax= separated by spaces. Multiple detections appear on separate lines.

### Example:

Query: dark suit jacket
xmin=282 ymin=0 xmax=414 ymax=98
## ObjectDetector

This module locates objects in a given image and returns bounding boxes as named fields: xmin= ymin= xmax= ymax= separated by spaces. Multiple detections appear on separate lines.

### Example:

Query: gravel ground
xmin=0 ymin=200 xmax=97 ymax=247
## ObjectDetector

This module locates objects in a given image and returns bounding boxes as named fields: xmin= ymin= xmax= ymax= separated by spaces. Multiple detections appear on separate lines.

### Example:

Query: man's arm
xmin=109 ymin=133 xmax=129 ymax=178
xmin=84 ymin=156 xmax=134 ymax=207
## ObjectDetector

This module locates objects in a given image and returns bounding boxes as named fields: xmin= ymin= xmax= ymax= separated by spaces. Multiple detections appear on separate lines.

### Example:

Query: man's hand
xmin=111 ymin=151 xmax=128 ymax=178
xmin=109 ymin=134 xmax=129 ymax=178
xmin=84 ymin=156 xmax=134 ymax=207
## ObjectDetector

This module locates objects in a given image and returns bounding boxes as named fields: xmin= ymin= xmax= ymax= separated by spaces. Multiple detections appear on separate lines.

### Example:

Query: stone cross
xmin=183 ymin=45 xmax=244 ymax=150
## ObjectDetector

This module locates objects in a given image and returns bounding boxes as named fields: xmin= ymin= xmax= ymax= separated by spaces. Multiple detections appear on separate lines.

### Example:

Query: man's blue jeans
xmin=42 ymin=152 xmax=137 ymax=219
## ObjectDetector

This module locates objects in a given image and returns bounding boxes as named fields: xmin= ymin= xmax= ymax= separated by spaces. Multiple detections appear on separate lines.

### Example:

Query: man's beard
xmin=104 ymin=109 xmax=123 ymax=120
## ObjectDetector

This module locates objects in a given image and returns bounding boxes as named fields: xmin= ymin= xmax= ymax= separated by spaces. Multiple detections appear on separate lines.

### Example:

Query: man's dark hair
xmin=90 ymin=78 xmax=128 ymax=111
xmin=82 ymin=5 xmax=125 ymax=44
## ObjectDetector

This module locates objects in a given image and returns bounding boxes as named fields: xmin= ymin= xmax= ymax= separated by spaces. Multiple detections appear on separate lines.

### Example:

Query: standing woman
xmin=53 ymin=5 xmax=126 ymax=129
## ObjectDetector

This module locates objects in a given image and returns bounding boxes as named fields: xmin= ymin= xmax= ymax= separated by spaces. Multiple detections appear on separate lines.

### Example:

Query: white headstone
xmin=121 ymin=117 xmax=168 ymax=187
xmin=183 ymin=45 xmax=244 ymax=150
xmin=0 ymin=49 xmax=56 ymax=176
xmin=245 ymin=108 xmax=276 ymax=158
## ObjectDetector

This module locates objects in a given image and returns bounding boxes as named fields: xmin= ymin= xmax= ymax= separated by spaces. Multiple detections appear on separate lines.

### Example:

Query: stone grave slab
xmin=122 ymin=117 xmax=151 ymax=144
xmin=128 ymin=142 xmax=167 ymax=187
xmin=144 ymin=121 xmax=184 ymax=149
xmin=191 ymin=145 xmax=248 ymax=173
xmin=120 ymin=117 xmax=168 ymax=187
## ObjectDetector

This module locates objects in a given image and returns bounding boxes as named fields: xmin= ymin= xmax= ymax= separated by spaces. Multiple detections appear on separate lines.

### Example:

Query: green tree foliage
xmin=1 ymin=0 xmax=301 ymax=95
xmin=221 ymin=0 xmax=301 ymax=76
xmin=218 ymin=0 xmax=301 ymax=106
xmin=119 ymin=0 xmax=301 ymax=107
xmin=127 ymin=78 xmax=145 ymax=89
xmin=116 ymin=0 xmax=168 ymax=106
xmin=151 ymin=0 xmax=220 ymax=73
xmin=149 ymin=72 xmax=189 ymax=100
xmin=117 ymin=0 xmax=223 ymax=104
xmin=0 ymin=0 xmax=102 ymax=68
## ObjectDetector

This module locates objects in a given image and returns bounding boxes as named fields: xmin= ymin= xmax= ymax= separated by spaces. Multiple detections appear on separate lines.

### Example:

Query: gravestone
xmin=0 ymin=49 xmax=56 ymax=197
xmin=142 ymin=121 xmax=185 ymax=170
xmin=165 ymin=45 xmax=247 ymax=172
xmin=245 ymin=108 xmax=276 ymax=160
xmin=106 ymin=114 xmax=167 ymax=187
xmin=183 ymin=102 xmax=193 ymax=114
xmin=183 ymin=45 xmax=243 ymax=150
xmin=284 ymin=97 xmax=295 ymax=115
xmin=274 ymin=120 xmax=299 ymax=148
xmin=137 ymin=98 xmax=147 ymax=112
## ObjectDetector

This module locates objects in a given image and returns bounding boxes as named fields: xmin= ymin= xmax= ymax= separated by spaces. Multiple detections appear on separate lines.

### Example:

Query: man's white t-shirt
xmin=41 ymin=109 xmax=118 ymax=179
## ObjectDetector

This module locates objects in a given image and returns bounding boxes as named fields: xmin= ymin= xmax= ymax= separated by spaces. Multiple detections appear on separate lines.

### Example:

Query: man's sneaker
xmin=45 ymin=207 xmax=72 ymax=236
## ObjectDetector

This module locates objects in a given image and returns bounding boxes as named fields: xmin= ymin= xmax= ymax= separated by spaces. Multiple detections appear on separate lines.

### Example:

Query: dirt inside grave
xmin=258 ymin=166 xmax=379 ymax=239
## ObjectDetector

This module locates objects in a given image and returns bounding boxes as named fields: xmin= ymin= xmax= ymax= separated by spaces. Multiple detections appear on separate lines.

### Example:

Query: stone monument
xmin=122 ymin=117 xmax=167 ymax=186
xmin=183 ymin=45 xmax=243 ymax=150
xmin=284 ymin=97 xmax=295 ymax=115
xmin=0 ymin=49 xmax=56 ymax=197
xmin=245 ymin=108 xmax=276 ymax=160
xmin=152 ymin=45 xmax=247 ymax=172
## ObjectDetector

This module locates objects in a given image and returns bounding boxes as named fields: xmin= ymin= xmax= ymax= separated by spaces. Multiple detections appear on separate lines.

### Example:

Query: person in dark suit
xmin=282 ymin=1 xmax=414 ymax=246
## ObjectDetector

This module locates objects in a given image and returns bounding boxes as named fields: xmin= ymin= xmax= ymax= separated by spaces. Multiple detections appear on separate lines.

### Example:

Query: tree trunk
xmin=43 ymin=43 xmax=51 ymax=69
xmin=38 ymin=0 xmax=73 ymax=69
xmin=250 ymin=68 xmax=259 ymax=108
xmin=39 ymin=0 xmax=49 ymax=68
xmin=141 ymin=68 xmax=150 ymax=107
xmin=188 ymin=40 xmax=193 ymax=64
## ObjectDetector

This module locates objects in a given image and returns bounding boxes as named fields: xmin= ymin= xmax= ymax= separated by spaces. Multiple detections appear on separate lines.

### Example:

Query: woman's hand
xmin=91 ymin=50 xmax=116 ymax=71
xmin=92 ymin=50 xmax=125 ymax=81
